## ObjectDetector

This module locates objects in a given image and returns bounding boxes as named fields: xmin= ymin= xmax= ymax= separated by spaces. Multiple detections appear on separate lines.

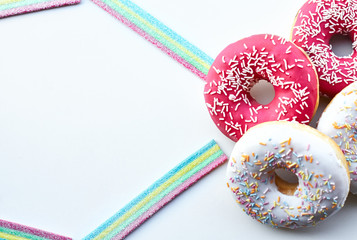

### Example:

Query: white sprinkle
xmin=252 ymin=107 xmax=258 ymax=114
xmin=277 ymin=111 xmax=283 ymax=120
xmin=283 ymin=59 xmax=288 ymax=70
xmin=213 ymin=66 xmax=221 ymax=74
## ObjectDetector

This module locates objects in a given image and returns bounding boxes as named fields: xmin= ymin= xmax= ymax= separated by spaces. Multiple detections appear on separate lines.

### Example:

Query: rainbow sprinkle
xmin=0 ymin=0 xmax=80 ymax=18
xmin=0 ymin=219 xmax=72 ymax=240
xmin=84 ymin=140 xmax=227 ymax=240
xmin=91 ymin=0 xmax=214 ymax=80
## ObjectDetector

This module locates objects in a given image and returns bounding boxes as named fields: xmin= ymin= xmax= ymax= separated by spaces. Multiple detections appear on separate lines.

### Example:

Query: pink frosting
xmin=292 ymin=0 xmax=357 ymax=98
xmin=204 ymin=34 xmax=319 ymax=142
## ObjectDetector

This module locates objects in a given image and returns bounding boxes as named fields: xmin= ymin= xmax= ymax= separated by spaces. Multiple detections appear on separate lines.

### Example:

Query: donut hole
xmin=274 ymin=168 xmax=299 ymax=196
xmin=249 ymin=80 xmax=275 ymax=105
xmin=329 ymin=34 xmax=354 ymax=57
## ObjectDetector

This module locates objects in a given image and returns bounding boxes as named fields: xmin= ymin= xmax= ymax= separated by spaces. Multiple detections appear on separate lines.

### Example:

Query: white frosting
xmin=227 ymin=121 xmax=349 ymax=228
xmin=318 ymin=81 xmax=357 ymax=194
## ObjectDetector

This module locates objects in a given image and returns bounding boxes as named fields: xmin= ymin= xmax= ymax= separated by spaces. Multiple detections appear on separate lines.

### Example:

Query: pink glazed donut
xmin=204 ymin=34 xmax=319 ymax=142
xmin=292 ymin=0 xmax=357 ymax=98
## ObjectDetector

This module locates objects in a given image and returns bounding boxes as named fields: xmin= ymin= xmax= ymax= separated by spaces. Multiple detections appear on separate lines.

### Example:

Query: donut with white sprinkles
xmin=227 ymin=121 xmax=350 ymax=229
xmin=292 ymin=0 xmax=357 ymax=98
xmin=204 ymin=34 xmax=319 ymax=142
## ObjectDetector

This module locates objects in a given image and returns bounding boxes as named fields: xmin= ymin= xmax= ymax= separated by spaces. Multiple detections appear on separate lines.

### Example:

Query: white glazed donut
xmin=226 ymin=121 xmax=349 ymax=228
xmin=318 ymin=81 xmax=357 ymax=194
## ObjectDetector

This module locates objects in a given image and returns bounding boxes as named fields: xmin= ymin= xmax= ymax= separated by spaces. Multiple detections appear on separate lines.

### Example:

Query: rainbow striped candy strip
xmin=84 ymin=140 xmax=227 ymax=240
xmin=0 ymin=219 xmax=72 ymax=240
xmin=91 ymin=0 xmax=214 ymax=80
xmin=0 ymin=0 xmax=80 ymax=18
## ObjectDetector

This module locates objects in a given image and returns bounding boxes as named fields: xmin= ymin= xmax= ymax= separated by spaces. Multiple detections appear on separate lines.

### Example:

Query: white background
xmin=0 ymin=0 xmax=356 ymax=239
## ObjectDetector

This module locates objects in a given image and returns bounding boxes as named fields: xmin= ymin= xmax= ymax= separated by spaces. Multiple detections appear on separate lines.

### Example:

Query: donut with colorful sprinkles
xmin=318 ymin=81 xmax=357 ymax=194
xmin=204 ymin=34 xmax=319 ymax=142
xmin=292 ymin=0 xmax=357 ymax=98
xmin=227 ymin=121 xmax=350 ymax=228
